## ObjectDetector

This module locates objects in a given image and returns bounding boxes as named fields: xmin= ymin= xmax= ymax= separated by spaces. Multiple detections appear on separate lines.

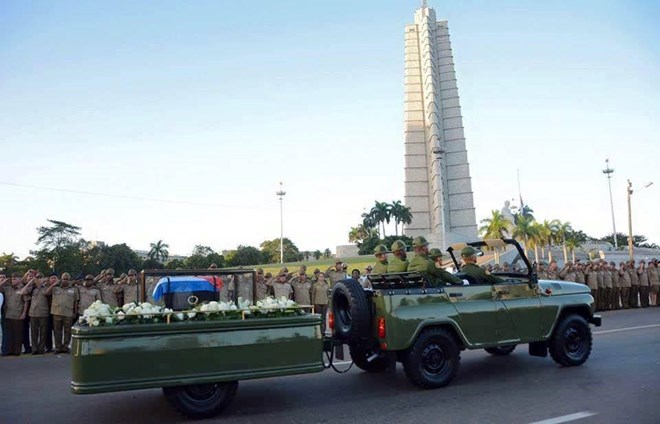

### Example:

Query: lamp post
xmin=276 ymin=182 xmax=286 ymax=264
xmin=627 ymin=180 xmax=654 ymax=261
xmin=602 ymin=159 xmax=617 ymax=248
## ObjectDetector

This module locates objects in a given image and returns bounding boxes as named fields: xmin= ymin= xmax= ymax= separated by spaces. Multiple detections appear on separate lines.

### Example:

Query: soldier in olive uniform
xmin=458 ymin=247 xmax=504 ymax=285
xmin=585 ymin=263 xmax=599 ymax=310
xmin=558 ymin=262 xmax=578 ymax=282
xmin=547 ymin=261 xmax=559 ymax=280
xmin=272 ymin=273 xmax=293 ymax=300
xmin=408 ymin=236 xmax=462 ymax=286
xmin=255 ymin=269 xmax=270 ymax=301
xmin=113 ymin=269 xmax=140 ymax=306
xmin=77 ymin=275 xmax=102 ymax=314
xmin=429 ymin=248 xmax=443 ymax=267
xmin=536 ymin=263 xmax=549 ymax=280
xmin=0 ymin=273 xmax=30 ymax=356
xmin=596 ymin=263 xmax=606 ymax=310
xmin=574 ymin=263 xmax=586 ymax=285
xmin=638 ymin=261 xmax=650 ymax=307
xmin=372 ymin=245 xmax=389 ymax=274
xmin=386 ymin=240 xmax=409 ymax=273
xmin=311 ymin=272 xmax=329 ymax=333
xmin=98 ymin=269 xmax=120 ymax=307
xmin=648 ymin=260 xmax=659 ymax=306
xmin=18 ymin=273 xmax=50 ymax=354
xmin=46 ymin=272 xmax=79 ymax=353
xmin=290 ymin=266 xmax=312 ymax=305
xmin=628 ymin=260 xmax=639 ymax=308
xmin=325 ymin=261 xmax=347 ymax=287
xmin=618 ymin=262 xmax=631 ymax=309
xmin=610 ymin=262 xmax=621 ymax=309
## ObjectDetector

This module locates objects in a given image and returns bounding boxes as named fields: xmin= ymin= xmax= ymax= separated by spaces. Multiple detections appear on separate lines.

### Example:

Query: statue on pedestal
xmin=500 ymin=200 xmax=515 ymax=237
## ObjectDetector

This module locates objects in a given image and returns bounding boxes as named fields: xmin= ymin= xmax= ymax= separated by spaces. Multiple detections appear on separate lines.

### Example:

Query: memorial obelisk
xmin=403 ymin=1 xmax=477 ymax=248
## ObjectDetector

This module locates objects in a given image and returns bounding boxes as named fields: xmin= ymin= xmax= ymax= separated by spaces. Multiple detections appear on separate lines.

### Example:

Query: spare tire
xmin=332 ymin=279 xmax=371 ymax=341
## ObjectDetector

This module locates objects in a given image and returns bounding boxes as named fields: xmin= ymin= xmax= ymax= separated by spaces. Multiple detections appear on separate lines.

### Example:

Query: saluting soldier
xmin=46 ymin=272 xmax=78 ymax=354
xmin=602 ymin=263 xmax=613 ymax=311
xmin=459 ymin=247 xmax=504 ymax=285
xmin=98 ymin=269 xmax=120 ymax=307
xmin=290 ymin=266 xmax=312 ymax=305
xmin=386 ymin=240 xmax=409 ymax=273
xmin=596 ymin=263 xmax=606 ymax=310
xmin=536 ymin=263 xmax=549 ymax=280
xmin=0 ymin=273 xmax=29 ymax=356
xmin=113 ymin=270 xmax=140 ymax=306
xmin=558 ymin=262 xmax=578 ymax=282
xmin=610 ymin=262 xmax=621 ymax=309
xmin=408 ymin=236 xmax=462 ymax=286
xmin=574 ymin=263 xmax=586 ymax=285
xmin=272 ymin=272 xmax=293 ymax=300
xmin=648 ymin=260 xmax=659 ymax=306
xmin=311 ymin=272 xmax=329 ymax=333
xmin=638 ymin=261 xmax=650 ymax=307
xmin=628 ymin=260 xmax=639 ymax=308
xmin=585 ymin=263 xmax=599 ymax=310
xmin=372 ymin=245 xmax=389 ymax=274
xmin=18 ymin=273 xmax=49 ymax=355
xmin=77 ymin=274 xmax=102 ymax=314
xmin=547 ymin=261 xmax=559 ymax=280
xmin=325 ymin=261 xmax=346 ymax=287
xmin=255 ymin=269 xmax=269 ymax=301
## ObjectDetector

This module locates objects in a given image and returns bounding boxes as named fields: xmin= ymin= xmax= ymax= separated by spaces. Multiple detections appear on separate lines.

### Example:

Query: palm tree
xmin=512 ymin=215 xmax=537 ymax=257
xmin=323 ymin=248 xmax=332 ymax=259
xmin=361 ymin=211 xmax=379 ymax=235
xmin=395 ymin=203 xmax=413 ymax=235
xmin=0 ymin=252 xmax=19 ymax=270
xmin=479 ymin=210 xmax=512 ymax=265
xmin=529 ymin=221 xmax=543 ymax=263
xmin=555 ymin=221 xmax=573 ymax=263
xmin=149 ymin=240 xmax=170 ymax=262
xmin=565 ymin=235 xmax=581 ymax=263
xmin=370 ymin=201 xmax=392 ymax=237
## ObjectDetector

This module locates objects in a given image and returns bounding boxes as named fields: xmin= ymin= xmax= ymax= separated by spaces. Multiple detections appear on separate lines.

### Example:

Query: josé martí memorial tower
xmin=403 ymin=1 xmax=477 ymax=248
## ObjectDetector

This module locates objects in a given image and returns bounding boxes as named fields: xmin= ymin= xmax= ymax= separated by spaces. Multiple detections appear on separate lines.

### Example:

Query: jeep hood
xmin=538 ymin=280 xmax=591 ymax=295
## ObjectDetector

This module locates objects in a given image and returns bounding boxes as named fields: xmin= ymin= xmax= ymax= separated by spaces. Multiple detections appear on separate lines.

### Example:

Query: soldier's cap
xmin=279 ymin=267 xmax=289 ymax=273
xmin=256 ymin=268 xmax=264 ymax=274
xmin=49 ymin=272 xmax=58 ymax=277
xmin=365 ymin=265 xmax=373 ymax=271
xmin=429 ymin=248 xmax=443 ymax=259
xmin=342 ymin=263 xmax=348 ymax=269
xmin=106 ymin=268 xmax=115 ymax=276
xmin=374 ymin=244 xmax=389 ymax=255
xmin=412 ymin=236 xmax=429 ymax=248
xmin=390 ymin=240 xmax=407 ymax=253
xmin=313 ymin=268 xmax=320 ymax=274
xmin=11 ymin=272 xmax=21 ymax=278
xmin=335 ymin=259 xmax=342 ymax=264
xmin=84 ymin=274 xmax=94 ymax=281
xmin=35 ymin=272 xmax=44 ymax=278
xmin=460 ymin=246 xmax=478 ymax=257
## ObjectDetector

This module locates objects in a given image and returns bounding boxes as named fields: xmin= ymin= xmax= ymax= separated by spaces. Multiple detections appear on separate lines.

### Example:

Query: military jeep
xmin=330 ymin=239 xmax=602 ymax=389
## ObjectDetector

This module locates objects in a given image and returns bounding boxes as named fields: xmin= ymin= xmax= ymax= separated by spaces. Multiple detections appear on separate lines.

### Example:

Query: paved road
xmin=1 ymin=308 xmax=658 ymax=424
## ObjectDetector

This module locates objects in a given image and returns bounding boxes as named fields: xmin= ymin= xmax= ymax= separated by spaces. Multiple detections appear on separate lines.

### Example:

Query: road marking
xmin=529 ymin=411 xmax=597 ymax=424
xmin=594 ymin=323 xmax=660 ymax=335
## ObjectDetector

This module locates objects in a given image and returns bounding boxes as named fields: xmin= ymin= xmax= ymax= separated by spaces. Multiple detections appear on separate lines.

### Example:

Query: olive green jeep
xmin=329 ymin=239 xmax=602 ymax=389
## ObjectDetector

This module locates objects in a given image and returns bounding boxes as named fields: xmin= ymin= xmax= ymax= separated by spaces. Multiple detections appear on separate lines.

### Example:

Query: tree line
xmin=0 ymin=219 xmax=333 ymax=276
xmin=348 ymin=200 xmax=414 ymax=255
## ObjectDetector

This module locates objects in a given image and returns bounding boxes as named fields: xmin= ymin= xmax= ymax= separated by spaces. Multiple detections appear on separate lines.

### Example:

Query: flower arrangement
xmin=77 ymin=296 xmax=305 ymax=327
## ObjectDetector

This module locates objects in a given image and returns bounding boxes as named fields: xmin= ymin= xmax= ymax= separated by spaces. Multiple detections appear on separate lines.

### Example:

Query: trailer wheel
xmin=331 ymin=279 xmax=371 ymax=341
xmin=163 ymin=381 xmax=238 ymax=419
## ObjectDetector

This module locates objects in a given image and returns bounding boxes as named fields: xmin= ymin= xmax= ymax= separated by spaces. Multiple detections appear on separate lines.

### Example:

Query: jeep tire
xmin=163 ymin=381 xmax=238 ymax=419
xmin=549 ymin=314 xmax=592 ymax=366
xmin=331 ymin=279 xmax=371 ymax=342
xmin=484 ymin=345 xmax=516 ymax=356
xmin=403 ymin=328 xmax=460 ymax=389
xmin=349 ymin=341 xmax=390 ymax=373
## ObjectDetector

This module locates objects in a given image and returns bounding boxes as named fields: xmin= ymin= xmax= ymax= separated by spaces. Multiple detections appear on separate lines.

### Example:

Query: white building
xmin=403 ymin=2 xmax=477 ymax=249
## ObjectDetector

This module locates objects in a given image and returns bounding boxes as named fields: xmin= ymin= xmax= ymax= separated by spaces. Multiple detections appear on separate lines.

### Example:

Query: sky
xmin=1 ymin=0 xmax=658 ymax=258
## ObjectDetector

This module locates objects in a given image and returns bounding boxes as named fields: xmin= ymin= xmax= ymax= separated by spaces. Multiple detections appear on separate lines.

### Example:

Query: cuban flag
xmin=152 ymin=275 xmax=223 ymax=301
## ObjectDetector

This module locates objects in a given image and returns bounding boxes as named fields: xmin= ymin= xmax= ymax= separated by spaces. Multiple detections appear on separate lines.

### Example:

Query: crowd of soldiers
xmin=0 ymin=268 xmax=140 ymax=356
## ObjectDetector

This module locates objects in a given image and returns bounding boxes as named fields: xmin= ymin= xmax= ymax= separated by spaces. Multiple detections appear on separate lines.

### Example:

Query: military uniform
xmin=611 ymin=266 xmax=621 ymax=309
xmin=628 ymin=267 xmax=639 ymax=307
xmin=311 ymin=278 xmax=329 ymax=333
xmin=113 ymin=282 xmax=140 ymax=306
xmin=372 ymin=245 xmax=389 ymax=274
xmin=409 ymin=253 xmax=462 ymax=286
xmin=460 ymin=263 xmax=504 ymax=285
xmin=325 ymin=263 xmax=347 ymax=287
xmin=78 ymin=285 xmax=102 ymax=313
xmin=602 ymin=269 xmax=613 ymax=310
xmin=619 ymin=268 xmax=631 ymax=309
xmin=290 ymin=276 xmax=312 ymax=305
xmin=585 ymin=268 xmax=599 ymax=310
xmin=638 ymin=267 xmax=650 ymax=307
xmin=49 ymin=283 xmax=78 ymax=353
xmin=27 ymin=283 xmax=50 ymax=354
xmin=273 ymin=281 xmax=293 ymax=300
xmin=559 ymin=266 xmax=578 ymax=282
xmin=99 ymin=281 xmax=120 ymax=307
xmin=373 ymin=261 xmax=388 ymax=274
xmin=255 ymin=276 xmax=270 ymax=301
xmin=649 ymin=264 xmax=660 ymax=306
xmin=0 ymin=281 xmax=29 ymax=355
xmin=386 ymin=256 xmax=408 ymax=273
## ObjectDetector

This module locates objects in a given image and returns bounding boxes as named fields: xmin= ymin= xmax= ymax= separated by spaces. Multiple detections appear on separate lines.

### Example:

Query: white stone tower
xmin=403 ymin=2 xmax=477 ymax=248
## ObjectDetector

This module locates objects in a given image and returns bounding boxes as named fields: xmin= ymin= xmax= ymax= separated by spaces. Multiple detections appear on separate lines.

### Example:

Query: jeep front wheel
xmin=403 ymin=328 xmax=460 ymax=389
xmin=549 ymin=314 xmax=592 ymax=366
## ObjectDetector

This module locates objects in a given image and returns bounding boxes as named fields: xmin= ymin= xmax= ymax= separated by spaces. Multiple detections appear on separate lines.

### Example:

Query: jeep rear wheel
xmin=549 ymin=314 xmax=592 ymax=366
xmin=403 ymin=328 xmax=460 ymax=389
xmin=349 ymin=341 xmax=390 ymax=373
xmin=485 ymin=345 xmax=516 ymax=356
xmin=163 ymin=381 xmax=238 ymax=419
xmin=331 ymin=279 xmax=371 ymax=342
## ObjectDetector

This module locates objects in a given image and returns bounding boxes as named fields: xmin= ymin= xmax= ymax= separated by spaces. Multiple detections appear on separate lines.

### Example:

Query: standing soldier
xmin=255 ymin=269 xmax=269 ymax=301
xmin=602 ymin=263 xmax=613 ymax=311
xmin=637 ymin=260 xmax=650 ymax=308
xmin=311 ymin=272 xmax=329 ymax=333
xmin=574 ymin=263 xmax=586 ymax=285
xmin=45 ymin=272 xmax=78 ymax=354
xmin=325 ymin=261 xmax=346 ymax=287
xmin=596 ymin=263 xmax=606 ymax=311
xmin=77 ymin=275 xmax=102 ymax=315
xmin=98 ymin=269 xmax=119 ymax=308
xmin=372 ymin=245 xmax=389 ymax=274
xmin=585 ymin=263 xmax=599 ymax=311
xmin=272 ymin=272 xmax=293 ymax=300
xmin=386 ymin=240 xmax=409 ymax=273
xmin=619 ymin=262 xmax=631 ymax=309
xmin=18 ymin=273 xmax=49 ymax=355
xmin=610 ymin=262 xmax=621 ymax=310
xmin=536 ymin=263 xmax=548 ymax=280
xmin=290 ymin=266 xmax=312 ymax=306
xmin=628 ymin=260 xmax=639 ymax=308
xmin=649 ymin=260 xmax=659 ymax=306
xmin=547 ymin=261 xmax=559 ymax=280
xmin=0 ymin=273 xmax=29 ymax=356
xmin=558 ymin=262 xmax=577 ymax=282
xmin=113 ymin=270 xmax=140 ymax=306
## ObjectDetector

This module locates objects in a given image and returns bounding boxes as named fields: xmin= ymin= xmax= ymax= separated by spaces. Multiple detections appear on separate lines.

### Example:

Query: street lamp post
xmin=276 ymin=182 xmax=286 ymax=264
xmin=627 ymin=180 xmax=654 ymax=261
xmin=602 ymin=159 xmax=617 ymax=248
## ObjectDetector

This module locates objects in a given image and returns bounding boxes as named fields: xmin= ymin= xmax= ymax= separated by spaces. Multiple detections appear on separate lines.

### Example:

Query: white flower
xmin=116 ymin=311 xmax=125 ymax=321
xmin=175 ymin=313 xmax=185 ymax=321
xmin=187 ymin=312 xmax=196 ymax=319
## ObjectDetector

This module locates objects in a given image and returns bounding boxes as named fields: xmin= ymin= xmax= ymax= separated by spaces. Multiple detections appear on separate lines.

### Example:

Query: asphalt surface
xmin=1 ymin=308 xmax=658 ymax=424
